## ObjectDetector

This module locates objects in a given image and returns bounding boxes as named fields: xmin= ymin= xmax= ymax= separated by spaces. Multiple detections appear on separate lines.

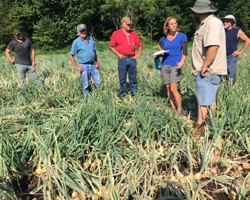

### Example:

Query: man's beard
xmin=193 ymin=13 xmax=200 ymax=24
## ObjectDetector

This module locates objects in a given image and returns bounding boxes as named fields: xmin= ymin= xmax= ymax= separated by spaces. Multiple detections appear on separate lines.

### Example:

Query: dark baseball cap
xmin=13 ymin=29 xmax=21 ymax=36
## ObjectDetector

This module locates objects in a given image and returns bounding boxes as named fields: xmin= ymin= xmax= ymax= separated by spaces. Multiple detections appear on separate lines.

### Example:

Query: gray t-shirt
xmin=7 ymin=38 xmax=34 ymax=65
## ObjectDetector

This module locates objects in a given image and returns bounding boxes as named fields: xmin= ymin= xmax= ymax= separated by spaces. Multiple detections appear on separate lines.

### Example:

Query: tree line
xmin=0 ymin=0 xmax=249 ymax=51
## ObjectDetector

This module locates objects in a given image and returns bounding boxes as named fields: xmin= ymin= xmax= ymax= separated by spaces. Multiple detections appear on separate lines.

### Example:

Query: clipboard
xmin=150 ymin=50 xmax=170 ymax=57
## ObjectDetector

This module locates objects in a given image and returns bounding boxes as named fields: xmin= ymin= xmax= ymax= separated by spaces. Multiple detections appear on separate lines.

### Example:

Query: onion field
xmin=0 ymin=46 xmax=249 ymax=200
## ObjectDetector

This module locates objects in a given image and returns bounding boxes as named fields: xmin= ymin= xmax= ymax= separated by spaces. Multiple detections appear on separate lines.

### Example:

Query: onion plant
xmin=0 ymin=46 xmax=249 ymax=199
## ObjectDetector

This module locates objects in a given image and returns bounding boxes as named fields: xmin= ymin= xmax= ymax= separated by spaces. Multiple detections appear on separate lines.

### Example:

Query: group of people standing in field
xmin=5 ymin=0 xmax=250 ymax=138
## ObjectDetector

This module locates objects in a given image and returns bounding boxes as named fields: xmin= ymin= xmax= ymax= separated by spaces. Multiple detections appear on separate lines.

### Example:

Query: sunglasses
xmin=223 ymin=20 xmax=231 ymax=23
xmin=124 ymin=22 xmax=132 ymax=26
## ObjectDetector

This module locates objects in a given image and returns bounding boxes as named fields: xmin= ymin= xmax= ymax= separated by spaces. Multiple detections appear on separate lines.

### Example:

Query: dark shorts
xmin=161 ymin=65 xmax=182 ymax=84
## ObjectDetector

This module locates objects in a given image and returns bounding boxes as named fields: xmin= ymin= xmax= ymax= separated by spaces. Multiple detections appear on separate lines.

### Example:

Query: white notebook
xmin=150 ymin=50 xmax=170 ymax=57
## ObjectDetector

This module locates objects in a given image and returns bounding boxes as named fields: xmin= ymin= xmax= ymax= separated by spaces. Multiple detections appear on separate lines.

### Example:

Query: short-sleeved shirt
xmin=225 ymin=28 xmax=239 ymax=55
xmin=70 ymin=36 xmax=96 ymax=64
xmin=160 ymin=32 xmax=188 ymax=66
xmin=109 ymin=29 xmax=143 ymax=56
xmin=7 ymin=38 xmax=34 ymax=65
xmin=192 ymin=14 xmax=227 ymax=76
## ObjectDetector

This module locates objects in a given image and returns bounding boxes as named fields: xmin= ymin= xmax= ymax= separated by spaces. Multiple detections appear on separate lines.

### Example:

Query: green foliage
xmin=225 ymin=1 xmax=250 ymax=34
xmin=0 ymin=0 xmax=249 ymax=51
xmin=33 ymin=17 xmax=57 ymax=50
xmin=0 ymin=1 xmax=23 ymax=50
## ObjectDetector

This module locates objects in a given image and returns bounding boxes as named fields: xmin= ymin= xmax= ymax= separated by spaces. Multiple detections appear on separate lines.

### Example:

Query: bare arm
xmin=69 ymin=54 xmax=83 ymax=72
xmin=94 ymin=51 xmax=99 ymax=69
xmin=177 ymin=42 xmax=187 ymax=69
xmin=109 ymin=45 xmax=124 ymax=60
xmin=201 ymin=45 xmax=219 ymax=76
xmin=157 ymin=44 xmax=162 ymax=50
xmin=31 ymin=48 xmax=36 ymax=66
xmin=5 ymin=49 xmax=15 ymax=64
xmin=156 ymin=44 xmax=166 ymax=58
xmin=134 ymin=45 xmax=142 ymax=60
xmin=232 ymin=29 xmax=250 ymax=56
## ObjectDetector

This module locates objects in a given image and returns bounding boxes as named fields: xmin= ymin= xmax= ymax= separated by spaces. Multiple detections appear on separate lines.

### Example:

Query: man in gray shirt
xmin=6 ymin=29 xmax=42 ymax=86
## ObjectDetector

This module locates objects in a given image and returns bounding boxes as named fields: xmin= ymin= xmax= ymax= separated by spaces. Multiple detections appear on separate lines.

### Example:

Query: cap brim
xmin=13 ymin=31 xmax=21 ymax=35
xmin=190 ymin=7 xmax=217 ymax=13
xmin=222 ymin=18 xmax=234 ymax=21
xmin=78 ymin=29 xmax=87 ymax=32
xmin=221 ymin=18 xmax=236 ymax=24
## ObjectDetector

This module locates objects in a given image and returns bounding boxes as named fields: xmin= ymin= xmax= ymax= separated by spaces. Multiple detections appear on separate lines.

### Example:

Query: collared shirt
xmin=70 ymin=36 xmax=96 ymax=64
xmin=109 ymin=29 xmax=143 ymax=56
xmin=192 ymin=14 xmax=227 ymax=75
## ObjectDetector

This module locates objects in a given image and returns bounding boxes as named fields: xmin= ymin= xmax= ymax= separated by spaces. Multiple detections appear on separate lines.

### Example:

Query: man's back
xmin=192 ymin=14 xmax=227 ymax=75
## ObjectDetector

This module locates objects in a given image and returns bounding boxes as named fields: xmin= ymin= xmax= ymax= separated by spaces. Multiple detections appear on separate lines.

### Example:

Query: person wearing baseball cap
xmin=222 ymin=15 xmax=250 ymax=83
xmin=190 ymin=0 xmax=227 ymax=138
xmin=69 ymin=24 xmax=101 ymax=98
xmin=76 ymin=24 xmax=87 ymax=33
xmin=5 ymin=29 xmax=42 ymax=86
xmin=109 ymin=16 xmax=143 ymax=98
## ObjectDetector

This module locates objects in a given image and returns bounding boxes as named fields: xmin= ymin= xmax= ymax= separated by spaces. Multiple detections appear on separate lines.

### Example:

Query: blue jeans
xmin=118 ymin=57 xmax=137 ymax=95
xmin=227 ymin=55 xmax=238 ymax=81
xmin=15 ymin=64 xmax=42 ymax=85
xmin=80 ymin=63 xmax=100 ymax=97
xmin=196 ymin=72 xmax=221 ymax=106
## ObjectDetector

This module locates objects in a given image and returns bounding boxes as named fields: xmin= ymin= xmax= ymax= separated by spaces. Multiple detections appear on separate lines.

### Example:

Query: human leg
xmin=118 ymin=58 xmax=128 ymax=96
xmin=127 ymin=58 xmax=137 ymax=95
xmin=27 ymin=66 xmax=42 ymax=84
xmin=196 ymin=100 xmax=216 ymax=128
xmin=227 ymin=55 xmax=238 ymax=81
xmin=90 ymin=64 xmax=101 ymax=89
xmin=166 ymin=84 xmax=176 ymax=110
xmin=210 ymin=101 xmax=217 ymax=114
xmin=80 ymin=64 xmax=90 ymax=98
xmin=197 ymin=106 xmax=208 ymax=125
xmin=194 ymin=72 xmax=221 ymax=130
xmin=15 ymin=64 xmax=26 ymax=85
xmin=161 ymin=66 xmax=174 ymax=109
xmin=169 ymin=82 xmax=182 ymax=113
xmin=168 ymin=66 xmax=182 ymax=113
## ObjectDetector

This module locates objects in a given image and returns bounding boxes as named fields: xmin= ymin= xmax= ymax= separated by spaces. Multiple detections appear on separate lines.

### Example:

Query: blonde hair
xmin=163 ymin=17 xmax=179 ymax=34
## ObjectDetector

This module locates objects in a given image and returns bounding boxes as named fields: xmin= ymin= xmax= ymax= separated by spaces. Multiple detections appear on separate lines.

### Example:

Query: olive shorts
xmin=160 ymin=65 xmax=181 ymax=84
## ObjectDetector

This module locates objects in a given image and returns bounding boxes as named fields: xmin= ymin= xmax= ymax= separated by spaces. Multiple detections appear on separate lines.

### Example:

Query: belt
xmin=80 ymin=62 xmax=95 ymax=64
xmin=124 ymin=54 xmax=135 ymax=57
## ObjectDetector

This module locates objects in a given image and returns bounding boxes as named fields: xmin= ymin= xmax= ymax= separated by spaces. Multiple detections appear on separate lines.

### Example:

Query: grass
xmin=0 ymin=45 xmax=249 ymax=199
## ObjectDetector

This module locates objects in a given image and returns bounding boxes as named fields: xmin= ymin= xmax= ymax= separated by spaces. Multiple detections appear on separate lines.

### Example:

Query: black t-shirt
xmin=7 ymin=38 xmax=34 ymax=65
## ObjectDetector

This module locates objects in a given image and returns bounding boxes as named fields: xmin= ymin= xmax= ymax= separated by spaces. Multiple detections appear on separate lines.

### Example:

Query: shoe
xmin=191 ymin=122 xmax=205 ymax=139
xmin=131 ymin=92 xmax=136 ymax=97
xmin=119 ymin=93 xmax=126 ymax=99
xmin=131 ymin=90 xmax=137 ymax=97
xmin=178 ymin=110 xmax=187 ymax=116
